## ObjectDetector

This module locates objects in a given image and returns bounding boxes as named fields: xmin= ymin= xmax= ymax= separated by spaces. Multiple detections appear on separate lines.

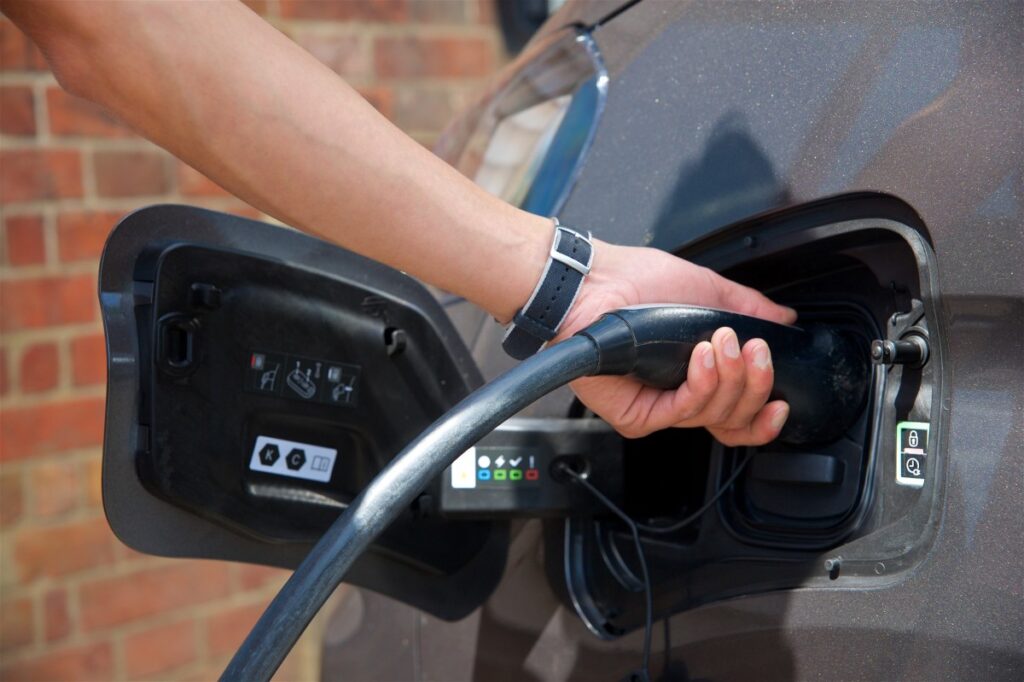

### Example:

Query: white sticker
xmin=451 ymin=447 xmax=477 ymax=489
xmin=249 ymin=435 xmax=337 ymax=483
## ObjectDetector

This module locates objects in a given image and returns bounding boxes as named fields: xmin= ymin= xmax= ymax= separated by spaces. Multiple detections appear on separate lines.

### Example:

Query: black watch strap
xmin=502 ymin=221 xmax=594 ymax=360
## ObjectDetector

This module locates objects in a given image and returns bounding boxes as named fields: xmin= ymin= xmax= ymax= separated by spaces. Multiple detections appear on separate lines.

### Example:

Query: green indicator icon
xmin=510 ymin=469 xmax=523 ymax=481
xmin=493 ymin=469 xmax=507 ymax=481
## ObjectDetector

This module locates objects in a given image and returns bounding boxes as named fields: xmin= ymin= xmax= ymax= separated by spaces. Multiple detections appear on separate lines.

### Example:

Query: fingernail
xmin=702 ymin=344 xmax=715 ymax=368
xmin=771 ymin=405 xmax=789 ymax=431
xmin=753 ymin=342 xmax=771 ymax=370
xmin=724 ymin=331 xmax=740 ymax=359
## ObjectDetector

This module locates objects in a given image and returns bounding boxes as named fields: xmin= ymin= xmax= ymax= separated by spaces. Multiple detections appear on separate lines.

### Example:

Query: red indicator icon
xmin=525 ymin=469 xmax=539 ymax=481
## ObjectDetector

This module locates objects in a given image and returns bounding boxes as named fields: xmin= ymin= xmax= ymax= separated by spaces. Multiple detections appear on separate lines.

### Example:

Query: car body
xmin=98 ymin=1 xmax=1022 ymax=680
xmin=324 ymin=2 xmax=1023 ymax=679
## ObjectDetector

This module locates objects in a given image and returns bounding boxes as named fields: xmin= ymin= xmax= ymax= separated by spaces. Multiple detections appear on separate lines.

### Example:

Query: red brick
xmin=176 ymin=162 xmax=231 ymax=198
xmin=0 ymin=642 xmax=114 ymax=681
xmin=84 ymin=454 xmax=103 ymax=508
xmin=476 ymin=0 xmax=497 ymax=24
xmin=0 ymin=19 xmax=48 ymax=71
xmin=114 ymin=539 xmax=149 ymax=565
xmin=0 ymin=396 xmax=105 ymax=461
xmin=80 ymin=562 xmax=231 ymax=631
xmin=280 ymin=0 xmax=407 ymax=21
xmin=412 ymin=1 xmax=470 ymax=23
xmin=13 ymin=516 xmax=115 ymax=582
xmin=207 ymin=602 xmax=265 ymax=658
xmin=0 ymin=348 xmax=8 ymax=396
xmin=0 ymin=85 xmax=36 ymax=135
xmin=0 ymin=596 xmax=34 ymax=652
xmin=237 ymin=564 xmax=288 ymax=590
xmin=0 ymin=149 xmax=83 ymax=203
xmin=0 ymin=469 xmax=23 ymax=527
xmin=44 ymin=589 xmax=71 ymax=643
xmin=93 ymin=150 xmax=170 ymax=198
xmin=4 ymin=214 xmax=46 ymax=266
xmin=70 ymin=332 xmax=106 ymax=387
xmin=31 ymin=460 xmax=80 ymax=517
xmin=124 ymin=619 xmax=197 ymax=678
xmin=46 ymin=87 xmax=132 ymax=137
xmin=394 ymin=87 xmax=457 ymax=132
xmin=19 ymin=341 xmax=59 ymax=393
xmin=0 ymin=274 xmax=97 ymax=332
xmin=57 ymin=210 xmax=119 ymax=262
xmin=375 ymin=36 xmax=494 ymax=78
xmin=291 ymin=31 xmax=369 ymax=80
xmin=358 ymin=86 xmax=395 ymax=119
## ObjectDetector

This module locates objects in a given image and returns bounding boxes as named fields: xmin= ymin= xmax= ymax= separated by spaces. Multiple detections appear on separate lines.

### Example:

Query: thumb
xmin=708 ymin=271 xmax=797 ymax=324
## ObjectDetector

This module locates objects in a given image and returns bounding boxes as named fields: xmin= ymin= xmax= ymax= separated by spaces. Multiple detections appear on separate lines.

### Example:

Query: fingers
xmin=718 ymin=338 xmax=775 ymax=430
xmin=612 ymin=341 xmax=719 ymax=436
xmin=676 ymin=327 xmax=747 ymax=427
xmin=673 ymin=330 xmax=786 ymax=446
xmin=708 ymin=400 xmax=790 ymax=447
xmin=570 ymin=328 xmax=789 ymax=446
xmin=707 ymin=269 xmax=797 ymax=325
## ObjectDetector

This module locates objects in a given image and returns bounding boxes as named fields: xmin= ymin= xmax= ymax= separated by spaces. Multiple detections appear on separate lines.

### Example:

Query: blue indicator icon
xmin=477 ymin=469 xmax=491 ymax=481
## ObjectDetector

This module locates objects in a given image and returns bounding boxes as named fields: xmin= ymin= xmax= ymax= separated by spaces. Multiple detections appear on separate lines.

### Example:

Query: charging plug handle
xmin=577 ymin=305 xmax=870 ymax=444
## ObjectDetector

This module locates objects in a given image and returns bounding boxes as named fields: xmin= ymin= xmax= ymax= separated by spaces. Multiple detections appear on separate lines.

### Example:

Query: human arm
xmin=3 ymin=0 xmax=794 ymax=443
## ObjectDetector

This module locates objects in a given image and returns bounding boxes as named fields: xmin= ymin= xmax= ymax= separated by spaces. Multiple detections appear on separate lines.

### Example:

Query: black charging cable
xmin=558 ymin=462 xmax=653 ymax=682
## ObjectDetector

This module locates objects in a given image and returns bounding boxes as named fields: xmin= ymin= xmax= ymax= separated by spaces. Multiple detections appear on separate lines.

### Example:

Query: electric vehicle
xmin=98 ymin=1 xmax=1023 ymax=680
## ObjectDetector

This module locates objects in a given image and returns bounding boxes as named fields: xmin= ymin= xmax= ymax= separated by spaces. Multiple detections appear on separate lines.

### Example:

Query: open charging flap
xmin=98 ymin=205 xmax=506 ymax=619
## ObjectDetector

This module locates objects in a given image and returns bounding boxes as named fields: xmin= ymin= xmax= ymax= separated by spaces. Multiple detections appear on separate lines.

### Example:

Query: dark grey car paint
xmin=323 ymin=0 xmax=1022 ymax=679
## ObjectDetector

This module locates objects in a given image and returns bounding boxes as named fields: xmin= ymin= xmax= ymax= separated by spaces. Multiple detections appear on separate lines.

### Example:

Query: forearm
xmin=4 ymin=0 xmax=549 ymax=321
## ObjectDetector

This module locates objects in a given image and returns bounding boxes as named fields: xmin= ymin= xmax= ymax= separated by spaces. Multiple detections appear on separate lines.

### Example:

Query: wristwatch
xmin=502 ymin=219 xmax=594 ymax=360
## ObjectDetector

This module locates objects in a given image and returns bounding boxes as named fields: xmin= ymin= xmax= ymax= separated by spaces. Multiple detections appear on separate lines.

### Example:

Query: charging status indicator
xmin=449 ymin=447 xmax=542 ymax=489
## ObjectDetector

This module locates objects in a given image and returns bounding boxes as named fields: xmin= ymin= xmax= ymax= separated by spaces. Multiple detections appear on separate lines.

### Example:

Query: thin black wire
xmin=560 ymin=465 xmax=653 ymax=682
xmin=635 ymin=451 xmax=754 ymax=535
xmin=560 ymin=450 xmax=755 ymax=681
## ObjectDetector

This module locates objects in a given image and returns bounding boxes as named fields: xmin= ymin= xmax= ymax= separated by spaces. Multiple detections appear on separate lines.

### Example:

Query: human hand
xmin=554 ymin=240 xmax=797 ymax=445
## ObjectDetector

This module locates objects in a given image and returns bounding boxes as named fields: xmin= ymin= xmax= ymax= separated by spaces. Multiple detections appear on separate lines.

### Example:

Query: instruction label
xmin=895 ymin=421 xmax=929 ymax=488
xmin=247 ymin=350 xmax=360 ymax=408
xmin=249 ymin=435 xmax=337 ymax=483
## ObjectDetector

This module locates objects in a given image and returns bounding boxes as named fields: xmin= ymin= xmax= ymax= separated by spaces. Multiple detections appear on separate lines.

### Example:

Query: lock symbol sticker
xmin=909 ymin=430 xmax=919 ymax=448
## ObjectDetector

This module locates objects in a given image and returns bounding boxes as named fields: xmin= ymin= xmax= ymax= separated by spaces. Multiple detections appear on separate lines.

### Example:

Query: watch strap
xmin=502 ymin=221 xmax=593 ymax=360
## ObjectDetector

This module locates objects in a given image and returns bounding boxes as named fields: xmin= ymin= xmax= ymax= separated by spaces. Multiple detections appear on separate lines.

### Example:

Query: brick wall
xmin=0 ymin=2 xmax=503 ymax=679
